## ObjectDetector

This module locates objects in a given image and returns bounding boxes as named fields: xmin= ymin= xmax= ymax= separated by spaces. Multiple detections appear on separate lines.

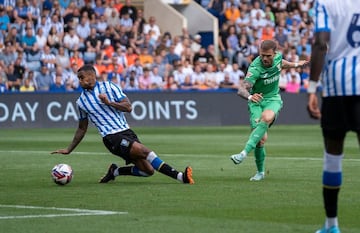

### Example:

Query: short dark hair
xmin=260 ymin=40 xmax=277 ymax=51
xmin=78 ymin=65 xmax=96 ymax=74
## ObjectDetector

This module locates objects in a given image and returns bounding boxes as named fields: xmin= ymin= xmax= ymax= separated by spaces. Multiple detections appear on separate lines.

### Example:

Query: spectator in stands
xmin=225 ymin=24 xmax=238 ymax=64
xmin=137 ymin=46 xmax=153 ymax=67
xmin=163 ymin=73 xmax=178 ymax=91
xmin=165 ymin=45 xmax=181 ymax=66
xmin=6 ymin=63 xmax=21 ymax=91
xmin=22 ymin=25 xmax=39 ymax=55
xmin=174 ymin=36 xmax=190 ymax=59
xmin=229 ymin=62 xmax=244 ymax=85
xmin=207 ymin=0 xmax=226 ymax=27
xmin=124 ymin=70 xmax=139 ymax=91
xmin=5 ymin=26 xmax=22 ymax=52
xmin=138 ymin=67 xmax=153 ymax=90
xmin=150 ymin=66 xmax=164 ymax=89
xmin=106 ymin=8 xmax=120 ymax=28
xmin=76 ymin=16 xmax=91 ymax=48
xmin=285 ymin=71 xmax=301 ymax=93
xmin=203 ymin=63 xmax=218 ymax=89
xmin=272 ymin=0 xmax=287 ymax=15
xmin=70 ymin=50 xmax=84 ymax=68
xmin=85 ymin=27 xmax=102 ymax=54
xmin=49 ymin=74 xmax=66 ymax=92
xmin=34 ymin=65 xmax=52 ymax=91
xmin=41 ymin=45 xmax=56 ymax=72
xmin=287 ymin=0 xmax=300 ymax=12
xmin=119 ymin=11 xmax=133 ymax=32
xmin=173 ymin=63 xmax=187 ymax=86
xmin=65 ymin=62 xmax=80 ymax=91
xmin=0 ymin=41 xmax=17 ymax=67
xmin=63 ymin=27 xmax=80 ymax=53
xmin=120 ymin=0 xmax=138 ymax=23
xmin=224 ymin=3 xmax=240 ymax=25
xmin=192 ymin=63 xmax=206 ymax=89
xmin=128 ymin=58 xmax=143 ymax=78
xmin=125 ymin=46 xmax=138 ymax=67
xmin=218 ymin=22 xmax=229 ymax=62
xmin=179 ymin=74 xmax=196 ymax=90
xmin=250 ymin=1 xmax=265 ymax=19
xmin=13 ymin=0 xmax=28 ymax=24
xmin=80 ymin=1 xmax=95 ymax=20
xmin=35 ymin=27 xmax=47 ymax=51
xmin=50 ymin=13 xmax=64 ymax=39
xmin=236 ymin=34 xmax=251 ymax=70
xmin=0 ymin=66 xmax=8 ymax=92
xmin=93 ymin=54 xmax=107 ymax=77
xmin=28 ymin=0 xmax=41 ymax=25
xmin=261 ymin=23 xmax=275 ymax=41
xmin=63 ymin=2 xmax=78 ymax=25
xmin=94 ymin=0 xmax=105 ymax=18
xmin=19 ymin=75 xmax=36 ymax=92
xmin=109 ymin=24 xmax=126 ymax=47
xmin=108 ymin=63 xmax=125 ymax=88
xmin=143 ymin=16 xmax=161 ymax=43
xmin=152 ymin=54 xmax=167 ymax=78
xmin=219 ymin=72 xmax=237 ymax=89
xmin=190 ymin=34 xmax=202 ymax=54
xmin=286 ymin=46 xmax=299 ymax=63
xmin=56 ymin=46 xmax=70 ymax=70
xmin=101 ymin=38 xmax=114 ymax=62
xmin=0 ymin=5 xmax=10 ymax=33
xmin=113 ymin=46 xmax=128 ymax=69
xmin=134 ymin=8 xmax=146 ymax=35
xmin=274 ymin=25 xmax=288 ymax=49
xmin=47 ymin=26 xmax=62 ymax=55
xmin=299 ymin=0 xmax=311 ymax=13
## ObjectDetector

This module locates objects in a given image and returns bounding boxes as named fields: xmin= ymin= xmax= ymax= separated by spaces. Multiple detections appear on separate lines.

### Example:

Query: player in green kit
xmin=230 ymin=40 xmax=308 ymax=181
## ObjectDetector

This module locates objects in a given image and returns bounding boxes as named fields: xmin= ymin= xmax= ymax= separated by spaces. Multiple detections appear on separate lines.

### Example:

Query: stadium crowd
xmin=0 ymin=0 xmax=317 ymax=93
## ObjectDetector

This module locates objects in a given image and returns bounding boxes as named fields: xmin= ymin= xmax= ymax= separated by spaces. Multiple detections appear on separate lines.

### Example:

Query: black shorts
xmin=102 ymin=129 xmax=141 ymax=164
xmin=321 ymin=96 xmax=360 ymax=140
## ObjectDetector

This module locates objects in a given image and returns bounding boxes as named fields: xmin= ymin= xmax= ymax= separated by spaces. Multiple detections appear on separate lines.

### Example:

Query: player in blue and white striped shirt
xmin=308 ymin=1 xmax=360 ymax=233
xmin=52 ymin=65 xmax=194 ymax=185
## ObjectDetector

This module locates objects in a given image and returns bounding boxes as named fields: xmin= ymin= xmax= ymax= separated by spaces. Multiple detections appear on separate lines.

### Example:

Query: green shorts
xmin=248 ymin=98 xmax=283 ymax=129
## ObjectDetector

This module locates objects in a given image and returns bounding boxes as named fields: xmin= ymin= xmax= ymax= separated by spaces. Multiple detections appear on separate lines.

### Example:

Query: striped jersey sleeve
xmin=314 ymin=0 xmax=360 ymax=97
xmin=76 ymin=81 xmax=130 ymax=137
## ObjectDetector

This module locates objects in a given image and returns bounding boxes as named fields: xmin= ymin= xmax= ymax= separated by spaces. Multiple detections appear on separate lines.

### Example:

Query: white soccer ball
xmin=51 ymin=164 xmax=73 ymax=185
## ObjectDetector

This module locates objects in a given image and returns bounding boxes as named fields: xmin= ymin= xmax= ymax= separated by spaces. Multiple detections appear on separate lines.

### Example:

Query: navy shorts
xmin=102 ymin=129 xmax=140 ymax=164
xmin=321 ymin=96 xmax=360 ymax=140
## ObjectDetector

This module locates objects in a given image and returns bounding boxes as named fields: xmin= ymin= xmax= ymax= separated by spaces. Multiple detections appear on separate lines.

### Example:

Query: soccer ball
xmin=51 ymin=164 xmax=73 ymax=185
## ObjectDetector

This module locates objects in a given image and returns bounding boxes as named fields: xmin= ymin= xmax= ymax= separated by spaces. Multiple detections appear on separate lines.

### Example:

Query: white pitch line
xmin=0 ymin=204 xmax=128 ymax=220
xmin=0 ymin=150 xmax=359 ymax=162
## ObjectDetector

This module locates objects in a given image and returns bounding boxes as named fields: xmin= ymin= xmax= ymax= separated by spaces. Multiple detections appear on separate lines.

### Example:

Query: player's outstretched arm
xmin=51 ymin=119 xmax=89 ymax=155
xmin=282 ymin=59 xmax=309 ymax=69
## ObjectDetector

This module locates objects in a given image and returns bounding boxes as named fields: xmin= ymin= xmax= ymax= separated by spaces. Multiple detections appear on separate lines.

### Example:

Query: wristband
xmin=294 ymin=62 xmax=298 ymax=68
xmin=307 ymin=80 xmax=317 ymax=94
xmin=248 ymin=95 xmax=252 ymax=101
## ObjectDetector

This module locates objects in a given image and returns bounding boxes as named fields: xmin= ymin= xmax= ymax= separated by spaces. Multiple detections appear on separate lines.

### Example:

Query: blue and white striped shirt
xmin=314 ymin=0 xmax=360 ymax=97
xmin=77 ymin=81 xmax=130 ymax=137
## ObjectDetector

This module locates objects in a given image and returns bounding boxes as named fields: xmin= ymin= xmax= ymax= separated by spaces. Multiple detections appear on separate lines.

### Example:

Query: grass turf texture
xmin=0 ymin=125 xmax=359 ymax=233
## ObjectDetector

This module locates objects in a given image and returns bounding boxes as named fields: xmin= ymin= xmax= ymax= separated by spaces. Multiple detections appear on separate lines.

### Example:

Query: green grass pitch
xmin=0 ymin=125 xmax=359 ymax=233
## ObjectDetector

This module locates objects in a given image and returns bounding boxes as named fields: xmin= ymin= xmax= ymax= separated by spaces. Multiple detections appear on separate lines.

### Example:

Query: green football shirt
xmin=245 ymin=52 xmax=282 ymax=99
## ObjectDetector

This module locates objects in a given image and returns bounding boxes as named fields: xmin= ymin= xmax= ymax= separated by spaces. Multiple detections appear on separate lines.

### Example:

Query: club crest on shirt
xmin=121 ymin=139 xmax=130 ymax=147
xmin=246 ymin=71 xmax=253 ymax=78
xmin=99 ymin=86 xmax=106 ymax=94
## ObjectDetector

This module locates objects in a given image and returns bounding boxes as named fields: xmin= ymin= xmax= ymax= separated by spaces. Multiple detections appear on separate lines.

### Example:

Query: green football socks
xmin=244 ymin=121 xmax=269 ymax=154
xmin=254 ymin=146 xmax=266 ymax=173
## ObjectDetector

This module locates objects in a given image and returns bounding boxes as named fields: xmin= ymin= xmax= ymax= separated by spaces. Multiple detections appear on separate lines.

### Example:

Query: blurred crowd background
xmin=0 ymin=0 xmax=316 ymax=93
